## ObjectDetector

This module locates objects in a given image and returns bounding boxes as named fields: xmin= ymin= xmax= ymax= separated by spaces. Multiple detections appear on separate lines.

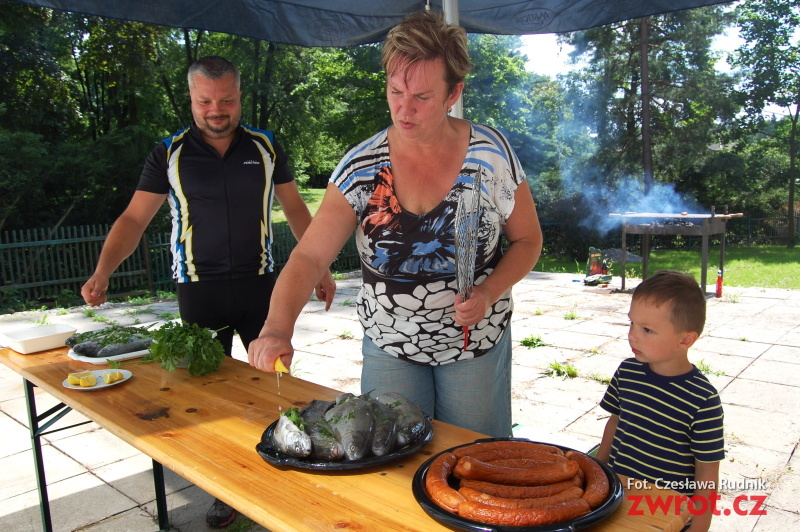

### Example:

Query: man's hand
xmin=81 ymin=275 xmax=110 ymax=306
xmin=248 ymin=333 xmax=294 ymax=373
xmin=315 ymin=270 xmax=337 ymax=311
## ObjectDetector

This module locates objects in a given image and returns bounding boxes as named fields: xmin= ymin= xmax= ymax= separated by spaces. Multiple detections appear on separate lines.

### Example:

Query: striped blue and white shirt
xmin=601 ymin=358 xmax=725 ymax=495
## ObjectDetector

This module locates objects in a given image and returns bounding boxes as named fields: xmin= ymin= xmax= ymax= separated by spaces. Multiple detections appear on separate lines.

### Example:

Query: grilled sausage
xmin=469 ymin=448 xmax=569 ymax=464
xmin=425 ymin=452 xmax=466 ymax=512
xmin=458 ymin=485 xmax=584 ymax=509
xmin=458 ymin=478 xmax=580 ymax=499
xmin=489 ymin=457 xmax=567 ymax=468
xmin=453 ymin=455 xmax=579 ymax=485
xmin=453 ymin=440 xmax=564 ymax=459
xmin=457 ymin=498 xmax=591 ymax=526
xmin=565 ymin=450 xmax=610 ymax=509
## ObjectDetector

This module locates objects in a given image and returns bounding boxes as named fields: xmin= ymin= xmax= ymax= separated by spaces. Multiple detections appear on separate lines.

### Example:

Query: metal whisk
xmin=454 ymin=166 xmax=482 ymax=351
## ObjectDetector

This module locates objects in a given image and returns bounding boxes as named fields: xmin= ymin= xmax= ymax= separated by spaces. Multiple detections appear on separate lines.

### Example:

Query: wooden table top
xmin=1 ymin=347 xmax=689 ymax=531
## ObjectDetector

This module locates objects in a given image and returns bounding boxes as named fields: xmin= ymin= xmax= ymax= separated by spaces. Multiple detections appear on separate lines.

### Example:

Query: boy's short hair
xmin=632 ymin=270 xmax=706 ymax=335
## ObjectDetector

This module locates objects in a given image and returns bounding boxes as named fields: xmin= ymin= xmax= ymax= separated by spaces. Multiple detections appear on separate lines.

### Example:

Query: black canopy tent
xmin=9 ymin=0 xmax=733 ymax=48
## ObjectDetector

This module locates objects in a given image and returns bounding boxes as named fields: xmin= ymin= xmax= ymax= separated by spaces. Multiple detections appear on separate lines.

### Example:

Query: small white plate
xmin=67 ymin=348 xmax=149 ymax=365
xmin=62 ymin=369 xmax=132 ymax=390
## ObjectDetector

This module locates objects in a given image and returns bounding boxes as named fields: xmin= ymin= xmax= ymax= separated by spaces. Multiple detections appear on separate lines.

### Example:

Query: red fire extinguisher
xmin=716 ymin=270 xmax=723 ymax=298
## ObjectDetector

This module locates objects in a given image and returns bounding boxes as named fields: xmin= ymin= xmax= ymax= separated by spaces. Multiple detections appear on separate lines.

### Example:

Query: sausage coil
xmin=565 ymin=450 xmax=610 ymax=509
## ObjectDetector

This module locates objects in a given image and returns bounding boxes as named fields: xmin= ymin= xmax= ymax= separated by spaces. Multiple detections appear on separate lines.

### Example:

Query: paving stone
xmin=2 ymin=271 xmax=799 ymax=531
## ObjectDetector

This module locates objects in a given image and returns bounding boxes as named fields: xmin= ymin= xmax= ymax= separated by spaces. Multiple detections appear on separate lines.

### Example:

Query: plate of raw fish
xmin=256 ymin=391 xmax=433 ymax=470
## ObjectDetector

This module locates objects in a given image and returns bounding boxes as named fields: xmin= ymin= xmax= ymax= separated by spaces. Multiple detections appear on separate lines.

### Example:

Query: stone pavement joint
xmin=1 ymin=271 xmax=799 ymax=531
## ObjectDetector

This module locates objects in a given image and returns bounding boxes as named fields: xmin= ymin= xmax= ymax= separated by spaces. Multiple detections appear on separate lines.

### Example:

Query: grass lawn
xmin=272 ymin=188 xmax=326 ymax=224
xmin=535 ymin=245 xmax=800 ymax=290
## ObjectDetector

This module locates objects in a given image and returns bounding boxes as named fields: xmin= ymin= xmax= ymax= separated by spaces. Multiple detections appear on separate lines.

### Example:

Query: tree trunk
xmin=640 ymin=17 xmax=653 ymax=196
xmin=788 ymin=103 xmax=798 ymax=248
xmin=259 ymin=42 xmax=277 ymax=128
xmin=251 ymin=40 xmax=261 ymax=126
xmin=157 ymin=55 xmax=185 ymax=126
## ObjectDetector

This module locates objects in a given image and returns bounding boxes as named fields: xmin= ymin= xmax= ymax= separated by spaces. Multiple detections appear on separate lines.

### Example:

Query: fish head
xmin=341 ymin=431 xmax=371 ymax=460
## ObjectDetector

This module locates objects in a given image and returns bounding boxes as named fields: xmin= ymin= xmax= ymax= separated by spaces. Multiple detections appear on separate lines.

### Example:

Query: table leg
xmin=621 ymin=223 xmax=627 ymax=290
xmin=21 ymin=380 xmax=92 ymax=532
xmin=24 ymin=379 xmax=53 ymax=532
xmin=153 ymin=460 xmax=170 ymax=531
xmin=701 ymin=221 xmax=709 ymax=293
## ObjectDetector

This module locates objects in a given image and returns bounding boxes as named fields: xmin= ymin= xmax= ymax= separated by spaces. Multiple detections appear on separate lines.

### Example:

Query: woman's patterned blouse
xmin=331 ymin=123 xmax=526 ymax=365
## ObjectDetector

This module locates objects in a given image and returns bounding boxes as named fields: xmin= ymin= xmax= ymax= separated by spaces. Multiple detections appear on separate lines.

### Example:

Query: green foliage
xmin=69 ymin=324 xmax=156 ymax=347
xmin=520 ymin=334 xmax=548 ymax=348
xmin=695 ymin=359 xmax=726 ymax=377
xmin=546 ymin=362 xmax=578 ymax=379
xmin=0 ymin=129 xmax=50 ymax=231
xmin=589 ymin=373 xmax=611 ymax=385
xmin=732 ymin=0 xmax=800 ymax=245
xmin=0 ymin=1 xmax=796 ymax=250
xmin=146 ymin=321 xmax=225 ymax=375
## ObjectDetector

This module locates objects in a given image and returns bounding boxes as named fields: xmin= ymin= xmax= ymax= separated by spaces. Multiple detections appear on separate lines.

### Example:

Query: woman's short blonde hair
xmin=381 ymin=10 xmax=471 ymax=95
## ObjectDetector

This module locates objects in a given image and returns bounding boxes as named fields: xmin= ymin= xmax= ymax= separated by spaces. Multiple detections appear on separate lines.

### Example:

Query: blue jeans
xmin=361 ymin=326 xmax=512 ymax=438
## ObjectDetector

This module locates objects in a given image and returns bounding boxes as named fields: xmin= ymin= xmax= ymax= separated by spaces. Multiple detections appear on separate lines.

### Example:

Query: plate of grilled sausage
xmin=412 ymin=438 xmax=623 ymax=531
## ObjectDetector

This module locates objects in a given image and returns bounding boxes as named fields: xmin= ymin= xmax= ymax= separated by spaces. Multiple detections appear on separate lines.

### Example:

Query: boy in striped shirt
xmin=596 ymin=270 xmax=724 ymax=532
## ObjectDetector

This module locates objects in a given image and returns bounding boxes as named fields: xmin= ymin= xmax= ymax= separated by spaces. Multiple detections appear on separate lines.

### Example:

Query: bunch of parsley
xmin=145 ymin=321 xmax=225 ymax=376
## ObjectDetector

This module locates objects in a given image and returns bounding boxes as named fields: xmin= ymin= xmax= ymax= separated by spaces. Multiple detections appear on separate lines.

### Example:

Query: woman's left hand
xmin=454 ymin=284 xmax=491 ymax=327
xmin=315 ymin=270 xmax=337 ymax=311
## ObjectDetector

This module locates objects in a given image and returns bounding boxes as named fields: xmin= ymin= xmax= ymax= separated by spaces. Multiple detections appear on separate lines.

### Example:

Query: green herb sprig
xmin=282 ymin=407 xmax=306 ymax=430
xmin=144 ymin=321 xmax=225 ymax=376
xmin=68 ymin=323 xmax=156 ymax=348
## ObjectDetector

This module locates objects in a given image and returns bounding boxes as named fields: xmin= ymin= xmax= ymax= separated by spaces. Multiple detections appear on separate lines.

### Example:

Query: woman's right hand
xmin=247 ymin=333 xmax=294 ymax=373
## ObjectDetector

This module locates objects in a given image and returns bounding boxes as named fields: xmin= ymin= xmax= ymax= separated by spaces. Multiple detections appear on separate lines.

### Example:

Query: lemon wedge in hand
xmin=67 ymin=370 xmax=92 ymax=386
xmin=274 ymin=358 xmax=290 ymax=374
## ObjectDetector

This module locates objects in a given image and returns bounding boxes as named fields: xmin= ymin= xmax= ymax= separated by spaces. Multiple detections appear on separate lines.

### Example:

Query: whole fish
xmin=368 ymin=398 xmax=398 ymax=457
xmin=324 ymin=395 xmax=374 ymax=460
xmin=306 ymin=418 xmax=346 ymax=461
xmin=375 ymin=392 xmax=428 ymax=447
xmin=300 ymin=399 xmax=335 ymax=424
xmin=335 ymin=392 xmax=355 ymax=404
xmin=270 ymin=411 xmax=312 ymax=458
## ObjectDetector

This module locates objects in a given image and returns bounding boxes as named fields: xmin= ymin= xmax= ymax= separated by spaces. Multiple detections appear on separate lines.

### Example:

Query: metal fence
xmin=0 ymin=223 xmax=360 ymax=308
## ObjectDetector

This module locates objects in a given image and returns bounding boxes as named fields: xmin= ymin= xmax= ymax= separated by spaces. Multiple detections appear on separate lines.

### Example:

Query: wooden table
xmin=1 ymin=347 xmax=690 ymax=531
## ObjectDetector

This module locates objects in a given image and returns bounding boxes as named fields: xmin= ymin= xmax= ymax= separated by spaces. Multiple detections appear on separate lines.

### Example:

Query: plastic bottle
xmin=716 ymin=270 xmax=723 ymax=298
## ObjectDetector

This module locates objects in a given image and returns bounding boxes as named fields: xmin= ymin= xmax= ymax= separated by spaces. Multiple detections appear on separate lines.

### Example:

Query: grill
xmin=609 ymin=210 xmax=743 ymax=294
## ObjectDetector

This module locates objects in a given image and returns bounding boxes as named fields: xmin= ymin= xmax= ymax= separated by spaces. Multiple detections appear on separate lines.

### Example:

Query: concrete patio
xmin=1 ymin=271 xmax=798 ymax=531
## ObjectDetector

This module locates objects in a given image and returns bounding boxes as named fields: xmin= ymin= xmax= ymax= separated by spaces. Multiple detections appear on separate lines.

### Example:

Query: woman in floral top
xmin=249 ymin=10 xmax=542 ymax=437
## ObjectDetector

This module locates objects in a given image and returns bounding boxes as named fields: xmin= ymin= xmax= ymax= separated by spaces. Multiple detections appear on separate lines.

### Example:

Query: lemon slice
xmin=79 ymin=373 xmax=97 ymax=387
xmin=68 ymin=370 xmax=92 ymax=386
xmin=274 ymin=358 xmax=290 ymax=374
xmin=103 ymin=370 xmax=123 ymax=384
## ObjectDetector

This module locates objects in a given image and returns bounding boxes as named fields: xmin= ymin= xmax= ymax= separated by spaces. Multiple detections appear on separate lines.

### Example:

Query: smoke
xmin=562 ymin=173 xmax=705 ymax=234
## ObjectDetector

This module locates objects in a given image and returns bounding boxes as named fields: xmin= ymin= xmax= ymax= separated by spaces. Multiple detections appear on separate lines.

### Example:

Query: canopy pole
xmin=443 ymin=0 xmax=464 ymax=118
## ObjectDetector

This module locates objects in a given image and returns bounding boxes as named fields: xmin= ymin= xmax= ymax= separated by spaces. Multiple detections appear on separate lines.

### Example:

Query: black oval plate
xmin=411 ymin=438 xmax=624 ymax=532
xmin=255 ymin=414 xmax=433 ymax=471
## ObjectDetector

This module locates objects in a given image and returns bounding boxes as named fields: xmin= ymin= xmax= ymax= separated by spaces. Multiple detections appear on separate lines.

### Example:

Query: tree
xmin=558 ymin=7 xmax=736 ymax=226
xmin=0 ymin=5 xmax=76 ymax=142
xmin=733 ymin=0 xmax=800 ymax=247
